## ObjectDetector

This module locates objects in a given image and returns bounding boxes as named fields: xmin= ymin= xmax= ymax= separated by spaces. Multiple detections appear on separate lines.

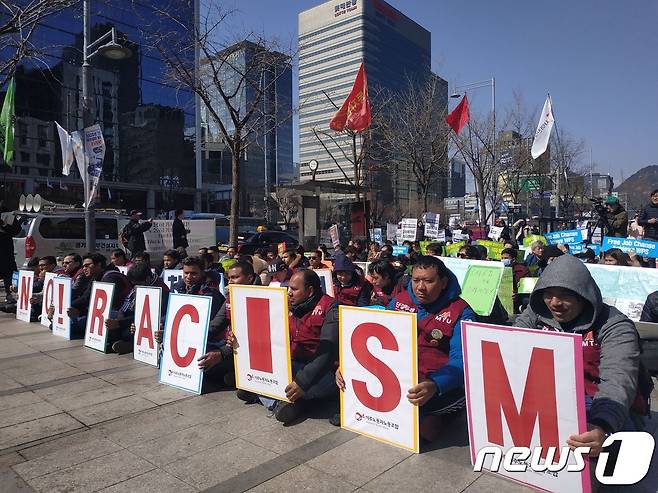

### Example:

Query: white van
xmin=12 ymin=211 xmax=129 ymax=267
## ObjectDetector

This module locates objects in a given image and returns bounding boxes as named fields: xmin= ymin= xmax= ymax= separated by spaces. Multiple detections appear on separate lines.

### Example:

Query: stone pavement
xmin=0 ymin=312 xmax=656 ymax=493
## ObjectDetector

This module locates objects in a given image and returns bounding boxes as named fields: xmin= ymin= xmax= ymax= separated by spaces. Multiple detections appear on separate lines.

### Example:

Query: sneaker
xmin=419 ymin=415 xmax=444 ymax=442
xmin=329 ymin=413 xmax=341 ymax=427
xmin=236 ymin=389 xmax=259 ymax=404
xmin=111 ymin=340 xmax=133 ymax=355
xmin=273 ymin=400 xmax=305 ymax=424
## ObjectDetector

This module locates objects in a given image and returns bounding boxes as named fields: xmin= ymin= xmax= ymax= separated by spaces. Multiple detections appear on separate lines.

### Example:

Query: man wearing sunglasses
xmin=307 ymin=250 xmax=325 ymax=270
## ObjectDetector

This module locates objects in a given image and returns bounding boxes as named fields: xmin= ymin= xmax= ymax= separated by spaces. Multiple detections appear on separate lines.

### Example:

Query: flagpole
xmin=548 ymin=94 xmax=565 ymax=219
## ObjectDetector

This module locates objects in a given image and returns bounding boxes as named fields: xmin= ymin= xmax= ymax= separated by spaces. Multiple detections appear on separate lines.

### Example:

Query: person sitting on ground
xmin=333 ymin=254 xmax=373 ymax=307
xmin=170 ymin=256 xmax=224 ymax=320
xmin=198 ymin=247 xmax=208 ymax=257
xmin=307 ymin=250 xmax=326 ymax=270
xmin=425 ymin=243 xmax=444 ymax=257
xmin=29 ymin=256 xmax=58 ymax=319
xmin=267 ymin=260 xmax=292 ymax=287
xmin=61 ymin=253 xmax=83 ymax=280
xmin=524 ymin=240 xmax=545 ymax=272
xmin=368 ymin=259 xmax=409 ymax=307
xmin=379 ymin=244 xmax=394 ymax=259
xmin=207 ymin=245 xmax=220 ymax=264
xmin=367 ymin=242 xmax=380 ymax=261
xmin=536 ymin=245 xmax=564 ymax=276
xmin=282 ymin=249 xmax=309 ymax=271
xmin=236 ymin=269 xmax=339 ymax=424
xmin=249 ymin=249 xmax=270 ymax=282
xmin=110 ymin=249 xmax=131 ymax=268
xmin=337 ymin=256 xmax=477 ymax=441
xmin=501 ymin=248 xmax=531 ymax=314
xmin=342 ymin=246 xmax=365 ymax=276
xmin=603 ymin=248 xmax=630 ymax=267
xmin=575 ymin=248 xmax=599 ymax=264
xmin=514 ymin=254 xmax=645 ymax=463
xmin=132 ymin=251 xmax=151 ymax=266
xmin=220 ymin=246 xmax=237 ymax=261
xmin=640 ymin=290 xmax=658 ymax=323
xmin=162 ymin=249 xmax=182 ymax=271
xmin=457 ymin=245 xmax=479 ymax=260
xmin=201 ymin=252 xmax=223 ymax=289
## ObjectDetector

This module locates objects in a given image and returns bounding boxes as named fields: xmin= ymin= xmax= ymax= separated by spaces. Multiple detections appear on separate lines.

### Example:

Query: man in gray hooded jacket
xmin=515 ymin=254 xmax=641 ymax=457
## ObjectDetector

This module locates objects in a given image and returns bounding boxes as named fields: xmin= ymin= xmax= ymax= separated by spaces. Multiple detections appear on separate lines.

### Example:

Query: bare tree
xmin=377 ymin=76 xmax=450 ymax=213
xmin=140 ymin=2 xmax=293 ymax=245
xmin=269 ymin=187 xmax=299 ymax=229
xmin=0 ymin=0 xmax=78 ymax=87
xmin=549 ymin=128 xmax=585 ymax=217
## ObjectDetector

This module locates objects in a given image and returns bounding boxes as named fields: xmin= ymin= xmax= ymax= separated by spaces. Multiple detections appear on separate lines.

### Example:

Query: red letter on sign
xmin=482 ymin=341 xmax=559 ymax=458
xmin=246 ymin=297 xmax=273 ymax=373
xmin=44 ymin=279 xmax=54 ymax=310
xmin=170 ymin=304 xmax=198 ymax=367
xmin=136 ymin=295 xmax=155 ymax=349
xmin=19 ymin=276 xmax=31 ymax=311
xmin=88 ymin=289 xmax=108 ymax=335
xmin=351 ymin=322 xmax=401 ymax=413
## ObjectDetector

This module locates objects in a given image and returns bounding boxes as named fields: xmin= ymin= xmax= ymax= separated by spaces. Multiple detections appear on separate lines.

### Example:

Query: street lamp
xmin=82 ymin=0 xmax=131 ymax=253
xmin=308 ymin=159 xmax=319 ymax=181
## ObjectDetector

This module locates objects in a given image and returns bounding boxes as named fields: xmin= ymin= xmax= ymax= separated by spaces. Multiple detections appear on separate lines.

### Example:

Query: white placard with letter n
xmin=16 ymin=270 xmax=34 ymax=322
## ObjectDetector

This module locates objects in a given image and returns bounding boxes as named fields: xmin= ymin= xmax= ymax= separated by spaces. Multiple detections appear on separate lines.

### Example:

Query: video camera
xmin=589 ymin=197 xmax=607 ymax=217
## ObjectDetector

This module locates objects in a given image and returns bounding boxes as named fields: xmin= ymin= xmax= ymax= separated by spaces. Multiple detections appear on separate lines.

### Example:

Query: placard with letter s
xmin=230 ymin=285 xmax=292 ymax=401
xmin=339 ymin=306 xmax=419 ymax=453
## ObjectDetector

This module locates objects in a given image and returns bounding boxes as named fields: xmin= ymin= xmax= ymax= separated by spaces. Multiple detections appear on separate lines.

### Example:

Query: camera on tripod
xmin=589 ymin=197 xmax=607 ymax=217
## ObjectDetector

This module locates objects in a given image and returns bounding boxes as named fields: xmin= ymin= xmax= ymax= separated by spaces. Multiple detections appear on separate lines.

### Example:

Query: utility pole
xmin=82 ymin=0 xmax=95 ymax=252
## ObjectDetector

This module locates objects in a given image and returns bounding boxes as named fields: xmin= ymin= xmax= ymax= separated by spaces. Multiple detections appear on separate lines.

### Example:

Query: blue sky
xmin=225 ymin=0 xmax=658 ymax=185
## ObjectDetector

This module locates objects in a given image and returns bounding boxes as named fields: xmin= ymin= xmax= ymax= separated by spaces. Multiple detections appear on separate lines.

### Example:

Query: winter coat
xmin=637 ymin=203 xmax=658 ymax=241
xmin=0 ymin=217 xmax=21 ymax=275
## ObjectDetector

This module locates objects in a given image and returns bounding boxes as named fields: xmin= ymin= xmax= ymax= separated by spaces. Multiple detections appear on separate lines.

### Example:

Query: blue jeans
xmin=259 ymin=360 xmax=337 ymax=410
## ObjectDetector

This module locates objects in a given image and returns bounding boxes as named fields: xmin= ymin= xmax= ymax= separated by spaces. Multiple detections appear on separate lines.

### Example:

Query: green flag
xmin=0 ymin=78 xmax=15 ymax=165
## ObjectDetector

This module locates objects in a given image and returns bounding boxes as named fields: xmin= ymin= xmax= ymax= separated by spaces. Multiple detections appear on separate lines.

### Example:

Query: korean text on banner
xmin=315 ymin=269 xmax=335 ymax=297
xmin=424 ymin=213 xmax=441 ymax=239
xmin=83 ymin=124 xmax=105 ymax=206
xmin=159 ymin=293 xmax=212 ymax=394
xmin=544 ymin=229 xmax=586 ymax=245
xmin=329 ymin=224 xmax=340 ymax=248
xmin=84 ymin=282 xmax=115 ymax=353
xmin=40 ymin=272 xmax=57 ymax=327
xmin=230 ymin=285 xmax=292 ymax=401
xmin=161 ymin=269 xmax=183 ymax=291
xmin=340 ymin=306 xmax=419 ymax=453
xmin=400 ymin=218 xmax=418 ymax=242
xmin=134 ymin=286 xmax=162 ymax=367
xmin=16 ymin=270 xmax=34 ymax=323
xmin=602 ymin=237 xmax=658 ymax=259
xmin=460 ymin=265 xmax=503 ymax=316
xmin=461 ymin=322 xmax=588 ymax=493
xmin=51 ymin=277 xmax=72 ymax=339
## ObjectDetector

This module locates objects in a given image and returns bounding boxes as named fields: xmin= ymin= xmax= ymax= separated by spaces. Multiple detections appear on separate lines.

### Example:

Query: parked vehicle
xmin=237 ymin=231 xmax=299 ymax=254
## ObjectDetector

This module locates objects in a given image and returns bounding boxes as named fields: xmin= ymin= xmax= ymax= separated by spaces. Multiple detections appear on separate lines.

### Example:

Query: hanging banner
xmin=462 ymin=321 xmax=589 ymax=493
xmin=84 ymin=282 xmax=115 ymax=353
xmin=40 ymin=272 xmax=57 ymax=327
xmin=159 ymin=293 xmax=212 ymax=394
xmin=83 ymin=124 xmax=105 ymax=206
xmin=230 ymin=285 xmax=292 ymax=401
xmin=601 ymin=236 xmax=658 ymax=259
xmin=315 ymin=269 xmax=335 ymax=298
xmin=544 ymin=229 xmax=586 ymax=245
xmin=329 ymin=224 xmax=340 ymax=249
xmin=161 ymin=269 xmax=183 ymax=291
xmin=16 ymin=270 xmax=34 ymax=323
xmin=424 ymin=213 xmax=441 ymax=239
xmin=386 ymin=223 xmax=397 ymax=241
xmin=400 ymin=218 xmax=418 ymax=242
xmin=340 ymin=306 xmax=419 ymax=453
xmin=133 ymin=286 xmax=162 ymax=367
xmin=52 ymin=277 xmax=72 ymax=339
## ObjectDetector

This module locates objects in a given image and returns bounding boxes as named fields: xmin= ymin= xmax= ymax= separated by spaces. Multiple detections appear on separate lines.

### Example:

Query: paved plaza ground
xmin=0 ymin=312 xmax=656 ymax=492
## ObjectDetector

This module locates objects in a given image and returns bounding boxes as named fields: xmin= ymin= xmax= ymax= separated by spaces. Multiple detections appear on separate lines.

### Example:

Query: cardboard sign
xmin=460 ymin=265 xmax=504 ymax=316
xmin=488 ymin=225 xmax=504 ymax=241
xmin=386 ymin=223 xmax=397 ymax=241
xmin=84 ymin=282 xmax=115 ymax=353
xmin=315 ymin=269 xmax=335 ymax=297
xmin=522 ymin=234 xmax=547 ymax=247
xmin=40 ymin=272 xmax=58 ymax=327
xmin=452 ymin=230 xmax=470 ymax=241
xmin=51 ymin=277 xmax=72 ymax=339
xmin=424 ymin=213 xmax=441 ymax=239
xmin=602 ymin=236 xmax=658 ymax=259
xmin=462 ymin=321 xmax=588 ymax=493
xmin=16 ymin=270 xmax=34 ymax=322
xmin=400 ymin=218 xmax=418 ymax=241
xmin=517 ymin=277 xmax=538 ymax=294
xmin=392 ymin=245 xmax=409 ymax=256
xmin=445 ymin=241 xmax=465 ymax=257
xmin=159 ymin=293 xmax=212 ymax=394
xmin=161 ymin=269 xmax=183 ymax=291
xmin=230 ymin=285 xmax=292 ymax=401
xmin=340 ymin=306 xmax=419 ymax=453
xmin=134 ymin=286 xmax=162 ymax=367
xmin=544 ymin=229 xmax=586 ymax=245
xmin=475 ymin=240 xmax=505 ymax=260
xmin=329 ymin=224 xmax=340 ymax=248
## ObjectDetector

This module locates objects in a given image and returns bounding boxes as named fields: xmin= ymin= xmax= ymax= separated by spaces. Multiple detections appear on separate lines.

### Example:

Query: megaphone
xmin=18 ymin=194 xmax=26 ymax=212
xmin=25 ymin=194 xmax=34 ymax=212
xmin=33 ymin=194 xmax=42 ymax=212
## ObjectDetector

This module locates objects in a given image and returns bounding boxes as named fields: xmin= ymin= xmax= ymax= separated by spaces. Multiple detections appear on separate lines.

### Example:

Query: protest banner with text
xmin=161 ymin=269 xmax=183 ymax=291
xmin=230 ymin=285 xmax=292 ymax=401
xmin=51 ymin=277 xmax=72 ymax=339
xmin=340 ymin=306 xmax=419 ymax=453
xmin=159 ymin=293 xmax=212 ymax=394
xmin=16 ymin=270 xmax=34 ymax=323
xmin=544 ymin=229 xmax=586 ymax=245
xmin=602 ymin=237 xmax=658 ymax=259
xmin=133 ymin=286 xmax=162 ymax=367
xmin=84 ymin=282 xmax=115 ymax=353
xmin=462 ymin=321 xmax=588 ymax=493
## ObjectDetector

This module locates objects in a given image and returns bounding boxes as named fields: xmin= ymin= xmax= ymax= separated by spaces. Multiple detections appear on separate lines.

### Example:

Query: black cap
xmin=575 ymin=248 xmax=596 ymax=261
xmin=268 ymin=260 xmax=288 ymax=273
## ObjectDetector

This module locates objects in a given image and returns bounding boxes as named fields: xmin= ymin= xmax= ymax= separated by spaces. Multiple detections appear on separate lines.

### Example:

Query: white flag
xmin=55 ymin=122 xmax=74 ymax=176
xmin=531 ymin=95 xmax=554 ymax=160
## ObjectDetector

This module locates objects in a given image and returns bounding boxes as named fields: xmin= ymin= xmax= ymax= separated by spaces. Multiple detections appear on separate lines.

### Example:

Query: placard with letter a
xmin=133 ymin=286 xmax=161 ymax=367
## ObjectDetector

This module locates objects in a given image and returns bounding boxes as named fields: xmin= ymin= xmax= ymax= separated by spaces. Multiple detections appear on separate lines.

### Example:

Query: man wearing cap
xmin=121 ymin=210 xmax=153 ymax=258
xmin=268 ymin=259 xmax=292 ymax=287
xmin=604 ymin=196 xmax=628 ymax=238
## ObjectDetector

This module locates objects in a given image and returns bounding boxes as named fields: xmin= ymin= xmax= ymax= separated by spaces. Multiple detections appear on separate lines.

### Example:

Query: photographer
xmin=603 ymin=196 xmax=628 ymax=237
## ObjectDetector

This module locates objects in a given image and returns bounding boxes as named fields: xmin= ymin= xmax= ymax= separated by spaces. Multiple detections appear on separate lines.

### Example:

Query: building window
xmin=21 ymin=167 xmax=30 ymax=175
xmin=38 ymin=168 xmax=49 ymax=177
xmin=36 ymin=154 xmax=50 ymax=166
xmin=37 ymin=126 xmax=48 ymax=147
xmin=20 ymin=152 xmax=30 ymax=163
xmin=17 ymin=122 xmax=28 ymax=146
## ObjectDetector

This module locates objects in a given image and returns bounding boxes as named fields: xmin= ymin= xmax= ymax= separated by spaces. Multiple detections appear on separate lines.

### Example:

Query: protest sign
xmin=462 ymin=321 xmax=588 ymax=493
xmin=452 ymin=230 xmax=470 ymax=241
xmin=320 ymin=229 xmax=331 ymax=247
xmin=460 ymin=265 xmax=503 ymax=316
xmin=84 ymin=282 xmax=115 ymax=353
xmin=315 ymin=269 xmax=335 ymax=297
xmin=11 ymin=271 xmax=18 ymax=289
xmin=395 ymin=227 xmax=403 ymax=245
xmin=424 ymin=213 xmax=441 ymax=239
xmin=522 ymin=234 xmax=547 ymax=247
xmin=517 ymin=277 xmax=538 ymax=294
xmin=498 ymin=267 xmax=514 ymax=316
xmin=392 ymin=245 xmax=409 ymax=256
xmin=445 ymin=241 xmax=465 ymax=257
xmin=230 ymin=285 xmax=292 ymax=401
xmin=475 ymin=240 xmax=505 ymax=260
xmin=602 ymin=237 xmax=658 ymax=259
xmin=369 ymin=228 xmax=382 ymax=244
xmin=16 ymin=270 xmax=34 ymax=322
xmin=40 ymin=272 xmax=57 ymax=327
xmin=51 ymin=277 xmax=72 ymax=339
xmin=386 ymin=223 xmax=397 ymax=241
xmin=329 ymin=224 xmax=340 ymax=248
xmin=488 ymin=225 xmax=504 ymax=241
xmin=159 ymin=293 xmax=212 ymax=394
xmin=400 ymin=218 xmax=418 ymax=241
xmin=340 ymin=306 xmax=419 ymax=453
xmin=570 ymin=243 xmax=601 ymax=256
xmin=117 ymin=266 xmax=128 ymax=275
xmin=117 ymin=219 xmax=215 ymax=258
xmin=544 ymin=229 xmax=586 ymax=245
xmin=161 ymin=269 xmax=183 ymax=291
xmin=134 ymin=286 xmax=162 ymax=367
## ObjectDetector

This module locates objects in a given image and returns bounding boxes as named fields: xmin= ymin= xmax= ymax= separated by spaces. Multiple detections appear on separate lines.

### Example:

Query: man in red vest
xmin=332 ymin=253 xmax=372 ymax=306
xmin=336 ymin=255 xmax=477 ymax=442
xmin=237 ymin=269 xmax=339 ymax=425
xmin=514 ymin=255 xmax=643 ymax=460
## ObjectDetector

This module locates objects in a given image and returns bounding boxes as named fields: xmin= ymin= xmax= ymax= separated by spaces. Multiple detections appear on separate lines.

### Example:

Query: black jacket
xmin=0 ymin=216 xmax=21 ymax=275
xmin=640 ymin=291 xmax=658 ymax=323
xmin=172 ymin=217 xmax=189 ymax=249
xmin=122 ymin=219 xmax=152 ymax=254
xmin=638 ymin=203 xmax=658 ymax=241
xmin=606 ymin=206 xmax=628 ymax=237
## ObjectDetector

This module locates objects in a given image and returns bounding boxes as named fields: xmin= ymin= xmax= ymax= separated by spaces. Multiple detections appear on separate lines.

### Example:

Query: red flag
xmin=445 ymin=95 xmax=470 ymax=134
xmin=330 ymin=63 xmax=372 ymax=132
